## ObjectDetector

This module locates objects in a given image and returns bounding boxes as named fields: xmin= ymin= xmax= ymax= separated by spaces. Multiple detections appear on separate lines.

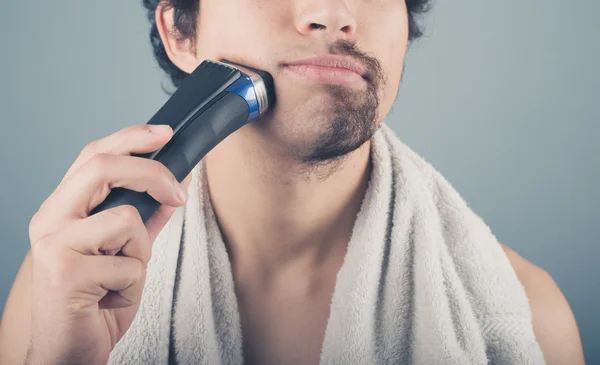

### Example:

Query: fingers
xmin=30 ymin=209 xmax=149 ymax=311
xmin=40 ymin=153 xmax=188 ymax=223
xmin=53 ymin=204 xmax=152 ymax=266
xmin=31 ymin=237 xmax=145 ymax=300
xmin=60 ymin=124 xmax=173 ymax=186
xmin=86 ymin=254 xmax=146 ymax=310
xmin=30 ymin=172 xmax=194 ymax=310
xmin=35 ymin=249 xmax=147 ymax=311
xmin=145 ymin=172 xmax=193 ymax=242
xmin=34 ymin=124 xmax=177 ymax=237
xmin=25 ymin=123 xmax=192 ymax=357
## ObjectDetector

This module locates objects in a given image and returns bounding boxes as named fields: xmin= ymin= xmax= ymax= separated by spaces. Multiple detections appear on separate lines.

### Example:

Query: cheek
xmin=368 ymin=10 xmax=409 ymax=117
xmin=381 ymin=38 xmax=407 ymax=110
xmin=192 ymin=7 xmax=243 ymax=59
xmin=194 ymin=0 xmax=279 ymax=63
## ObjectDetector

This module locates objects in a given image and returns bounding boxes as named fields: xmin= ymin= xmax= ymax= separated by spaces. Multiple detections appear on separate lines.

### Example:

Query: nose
xmin=294 ymin=0 xmax=357 ymax=40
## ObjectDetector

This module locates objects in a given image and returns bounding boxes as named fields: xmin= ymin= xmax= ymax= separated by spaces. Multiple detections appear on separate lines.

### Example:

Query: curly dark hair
xmin=142 ymin=0 xmax=433 ymax=90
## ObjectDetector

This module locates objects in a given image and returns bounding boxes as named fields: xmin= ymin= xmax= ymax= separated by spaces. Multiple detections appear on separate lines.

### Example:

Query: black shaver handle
xmin=89 ymin=92 xmax=250 ymax=223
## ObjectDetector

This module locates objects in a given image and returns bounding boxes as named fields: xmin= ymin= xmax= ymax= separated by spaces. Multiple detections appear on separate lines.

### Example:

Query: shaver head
xmin=144 ymin=58 xmax=276 ymax=141
xmin=220 ymin=59 xmax=276 ymax=115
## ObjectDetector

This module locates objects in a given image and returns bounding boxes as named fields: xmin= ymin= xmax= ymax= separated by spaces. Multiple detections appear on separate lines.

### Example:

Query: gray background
xmin=1 ymin=0 xmax=598 ymax=363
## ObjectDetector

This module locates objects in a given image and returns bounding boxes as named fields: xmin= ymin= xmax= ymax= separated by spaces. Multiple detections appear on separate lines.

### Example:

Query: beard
xmin=291 ymin=40 xmax=386 ymax=175
xmin=302 ymin=82 xmax=380 ymax=164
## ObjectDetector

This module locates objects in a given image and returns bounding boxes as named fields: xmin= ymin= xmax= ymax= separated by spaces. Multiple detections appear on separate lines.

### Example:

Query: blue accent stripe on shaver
xmin=224 ymin=75 xmax=260 ymax=123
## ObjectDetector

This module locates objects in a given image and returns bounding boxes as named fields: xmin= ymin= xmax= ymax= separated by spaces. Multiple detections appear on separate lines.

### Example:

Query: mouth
xmin=281 ymin=55 xmax=368 ymax=88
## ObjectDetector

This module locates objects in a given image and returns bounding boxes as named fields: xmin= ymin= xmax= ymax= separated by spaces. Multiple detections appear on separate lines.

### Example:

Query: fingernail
xmin=147 ymin=124 xmax=172 ymax=135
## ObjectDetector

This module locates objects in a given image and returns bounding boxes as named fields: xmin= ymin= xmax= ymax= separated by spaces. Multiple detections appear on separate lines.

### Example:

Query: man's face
xmin=193 ymin=0 xmax=409 ymax=163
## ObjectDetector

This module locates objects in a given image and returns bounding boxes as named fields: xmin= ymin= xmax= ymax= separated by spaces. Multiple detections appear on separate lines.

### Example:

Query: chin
xmin=240 ymin=72 xmax=380 ymax=163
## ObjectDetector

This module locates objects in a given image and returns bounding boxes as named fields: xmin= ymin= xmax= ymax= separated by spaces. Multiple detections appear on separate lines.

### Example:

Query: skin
xmin=0 ymin=0 xmax=586 ymax=364
xmin=155 ymin=0 xmax=405 ymax=363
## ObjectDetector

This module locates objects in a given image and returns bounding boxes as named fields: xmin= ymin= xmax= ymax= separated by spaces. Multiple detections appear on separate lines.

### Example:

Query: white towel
xmin=107 ymin=123 xmax=546 ymax=364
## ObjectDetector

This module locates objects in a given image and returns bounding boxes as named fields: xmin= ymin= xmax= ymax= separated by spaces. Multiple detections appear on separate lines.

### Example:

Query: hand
xmin=26 ymin=124 xmax=192 ymax=365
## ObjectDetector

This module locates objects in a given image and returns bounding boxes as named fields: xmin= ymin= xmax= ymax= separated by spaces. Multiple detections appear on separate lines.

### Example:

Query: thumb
xmin=145 ymin=172 xmax=193 ymax=243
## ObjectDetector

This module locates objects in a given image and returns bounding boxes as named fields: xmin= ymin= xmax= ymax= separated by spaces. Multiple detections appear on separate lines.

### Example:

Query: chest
xmin=235 ymin=275 xmax=337 ymax=365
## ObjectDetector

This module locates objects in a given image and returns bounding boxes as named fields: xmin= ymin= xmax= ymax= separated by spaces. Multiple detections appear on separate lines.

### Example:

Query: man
xmin=0 ymin=0 xmax=585 ymax=364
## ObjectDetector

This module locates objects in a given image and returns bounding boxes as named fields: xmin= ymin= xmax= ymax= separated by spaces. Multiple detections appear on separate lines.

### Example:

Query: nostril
xmin=310 ymin=23 xmax=326 ymax=30
xmin=340 ymin=25 xmax=351 ymax=33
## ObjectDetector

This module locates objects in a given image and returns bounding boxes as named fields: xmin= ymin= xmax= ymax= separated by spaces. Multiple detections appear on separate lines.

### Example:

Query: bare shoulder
xmin=499 ymin=242 xmax=586 ymax=365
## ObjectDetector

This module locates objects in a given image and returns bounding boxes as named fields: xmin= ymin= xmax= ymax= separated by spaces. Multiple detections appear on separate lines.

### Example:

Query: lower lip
xmin=283 ymin=64 xmax=367 ymax=87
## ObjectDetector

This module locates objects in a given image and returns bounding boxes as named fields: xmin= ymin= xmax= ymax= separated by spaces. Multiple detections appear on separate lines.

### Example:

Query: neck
xmin=204 ymin=126 xmax=372 ymax=286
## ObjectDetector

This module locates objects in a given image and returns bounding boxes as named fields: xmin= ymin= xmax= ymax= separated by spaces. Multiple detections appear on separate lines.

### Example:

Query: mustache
xmin=328 ymin=39 xmax=386 ymax=89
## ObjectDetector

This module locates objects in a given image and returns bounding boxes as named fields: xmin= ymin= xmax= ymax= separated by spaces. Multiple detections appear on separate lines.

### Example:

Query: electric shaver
xmin=90 ymin=59 xmax=276 ymax=223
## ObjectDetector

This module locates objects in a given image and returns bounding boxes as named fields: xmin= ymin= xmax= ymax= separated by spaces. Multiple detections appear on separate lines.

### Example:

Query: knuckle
xmin=87 ymin=152 xmax=112 ymax=171
xmin=133 ymin=259 xmax=146 ymax=280
xmin=143 ymin=160 xmax=177 ymax=194
xmin=113 ymin=204 xmax=142 ymax=226
xmin=140 ymin=239 xmax=152 ymax=265
xmin=128 ymin=261 xmax=146 ymax=290
xmin=28 ymin=211 xmax=43 ymax=242
xmin=82 ymin=139 xmax=100 ymax=154
xmin=156 ymin=164 xmax=177 ymax=187
xmin=163 ymin=174 xmax=177 ymax=191
xmin=148 ymin=158 xmax=171 ymax=177
xmin=134 ymin=226 xmax=152 ymax=261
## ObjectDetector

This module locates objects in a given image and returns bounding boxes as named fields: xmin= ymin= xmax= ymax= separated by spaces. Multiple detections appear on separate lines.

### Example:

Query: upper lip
xmin=283 ymin=55 xmax=367 ymax=78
